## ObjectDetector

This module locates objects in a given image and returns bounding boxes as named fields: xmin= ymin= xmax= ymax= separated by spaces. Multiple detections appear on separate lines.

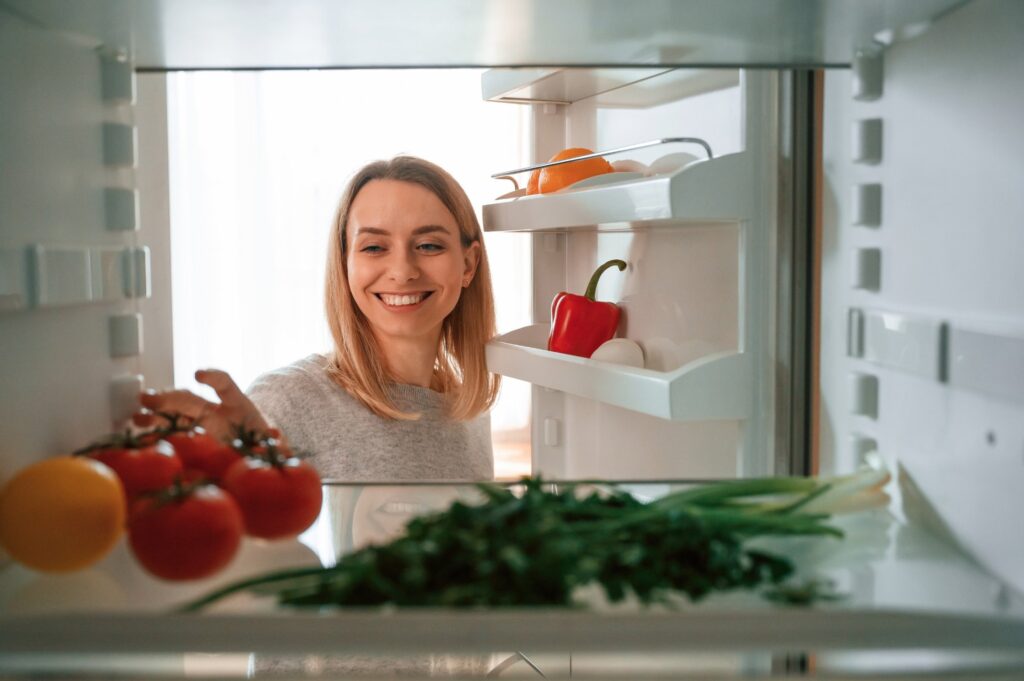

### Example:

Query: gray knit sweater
xmin=246 ymin=354 xmax=493 ymax=481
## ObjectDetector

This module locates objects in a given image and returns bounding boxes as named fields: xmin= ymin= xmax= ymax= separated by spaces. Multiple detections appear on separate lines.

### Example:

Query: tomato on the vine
xmin=77 ymin=432 xmax=182 ymax=500
xmin=222 ymin=440 xmax=322 ymax=540
xmin=128 ymin=481 xmax=244 ymax=581
xmin=155 ymin=413 xmax=241 ymax=484
xmin=162 ymin=428 xmax=240 ymax=483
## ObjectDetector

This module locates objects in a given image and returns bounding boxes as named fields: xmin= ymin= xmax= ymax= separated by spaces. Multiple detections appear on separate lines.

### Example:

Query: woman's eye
xmin=417 ymin=243 xmax=445 ymax=252
xmin=360 ymin=244 xmax=384 ymax=253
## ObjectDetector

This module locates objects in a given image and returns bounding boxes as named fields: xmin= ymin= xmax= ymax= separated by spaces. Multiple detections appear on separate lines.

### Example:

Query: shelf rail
xmin=491 ymin=137 xmax=714 ymax=179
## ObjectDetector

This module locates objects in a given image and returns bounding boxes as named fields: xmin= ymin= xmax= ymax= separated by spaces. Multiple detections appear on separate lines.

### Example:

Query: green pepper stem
xmin=584 ymin=259 xmax=627 ymax=301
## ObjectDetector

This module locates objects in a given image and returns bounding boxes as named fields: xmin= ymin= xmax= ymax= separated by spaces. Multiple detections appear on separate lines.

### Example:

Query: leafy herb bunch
xmin=185 ymin=474 xmax=857 ymax=612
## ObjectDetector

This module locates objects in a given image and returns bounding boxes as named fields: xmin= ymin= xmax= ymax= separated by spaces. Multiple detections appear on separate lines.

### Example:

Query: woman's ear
xmin=462 ymin=240 xmax=481 ymax=288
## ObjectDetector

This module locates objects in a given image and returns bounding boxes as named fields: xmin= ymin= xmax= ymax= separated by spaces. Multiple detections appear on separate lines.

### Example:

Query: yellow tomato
xmin=0 ymin=456 xmax=126 ymax=573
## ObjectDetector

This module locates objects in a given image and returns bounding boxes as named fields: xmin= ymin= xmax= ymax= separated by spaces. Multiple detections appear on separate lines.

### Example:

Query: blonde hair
xmin=324 ymin=156 xmax=499 ymax=421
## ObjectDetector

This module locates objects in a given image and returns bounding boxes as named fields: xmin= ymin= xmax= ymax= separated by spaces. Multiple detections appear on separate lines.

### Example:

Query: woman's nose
xmin=387 ymin=249 xmax=420 ymax=281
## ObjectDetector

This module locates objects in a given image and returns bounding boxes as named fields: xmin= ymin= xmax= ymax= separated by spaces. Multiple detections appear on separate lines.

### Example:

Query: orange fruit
xmin=538 ymin=148 xmax=613 ymax=194
xmin=526 ymin=168 xmax=541 ymax=195
xmin=0 ymin=456 xmax=126 ymax=573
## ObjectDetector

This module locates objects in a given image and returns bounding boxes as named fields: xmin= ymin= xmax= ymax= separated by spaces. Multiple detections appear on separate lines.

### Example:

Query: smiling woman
xmin=143 ymin=157 xmax=501 ymax=482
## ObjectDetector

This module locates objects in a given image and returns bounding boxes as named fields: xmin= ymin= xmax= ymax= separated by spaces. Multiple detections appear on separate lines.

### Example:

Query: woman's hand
xmin=134 ymin=369 xmax=273 ymax=444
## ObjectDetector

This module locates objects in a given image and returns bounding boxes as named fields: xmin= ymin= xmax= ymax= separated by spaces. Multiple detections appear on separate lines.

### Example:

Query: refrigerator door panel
xmin=559 ymin=401 xmax=740 ymax=479
xmin=484 ymin=70 xmax=784 ymax=479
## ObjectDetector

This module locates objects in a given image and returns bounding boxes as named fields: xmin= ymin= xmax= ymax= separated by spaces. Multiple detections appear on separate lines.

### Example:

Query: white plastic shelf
xmin=482 ymin=151 xmax=751 ymax=233
xmin=486 ymin=324 xmax=750 ymax=421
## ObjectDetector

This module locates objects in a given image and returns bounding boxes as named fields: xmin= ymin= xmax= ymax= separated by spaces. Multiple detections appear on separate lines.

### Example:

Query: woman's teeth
xmin=378 ymin=292 xmax=428 ymax=306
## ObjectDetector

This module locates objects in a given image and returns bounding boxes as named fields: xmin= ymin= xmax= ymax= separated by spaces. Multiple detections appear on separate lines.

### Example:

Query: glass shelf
xmin=481 ymin=68 xmax=740 ymax=108
xmin=1 ymin=482 xmax=1023 ymax=670
xmin=3 ymin=0 xmax=967 ymax=70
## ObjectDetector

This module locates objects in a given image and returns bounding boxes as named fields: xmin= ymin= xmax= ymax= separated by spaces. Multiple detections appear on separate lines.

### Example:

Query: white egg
xmin=610 ymin=159 xmax=650 ymax=175
xmin=590 ymin=339 xmax=645 ymax=368
xmin=566 ymin=171 xmax=643 ymax=190
xmin=639 ymin=337 xmax=682 ymax=372
xmin=648 ymin=152 xmax=700 ymax=175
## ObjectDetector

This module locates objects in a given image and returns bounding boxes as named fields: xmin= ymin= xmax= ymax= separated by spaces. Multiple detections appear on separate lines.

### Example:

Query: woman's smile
xmin=375 ymin=291 xmax=434 ymax=309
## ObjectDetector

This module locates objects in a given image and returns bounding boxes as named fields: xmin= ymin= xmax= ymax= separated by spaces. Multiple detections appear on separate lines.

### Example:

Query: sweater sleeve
xmin=246 ymin=367 xmax=317 ymax=448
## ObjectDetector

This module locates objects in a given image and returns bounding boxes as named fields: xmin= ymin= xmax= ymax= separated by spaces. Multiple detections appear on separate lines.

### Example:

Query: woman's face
xmin=345 ymin=179 xmax=480 ymax=348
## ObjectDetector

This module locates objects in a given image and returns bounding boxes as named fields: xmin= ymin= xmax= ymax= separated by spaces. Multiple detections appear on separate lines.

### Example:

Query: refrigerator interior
xmin=1 ymin=0 xmax=1024 ymax=677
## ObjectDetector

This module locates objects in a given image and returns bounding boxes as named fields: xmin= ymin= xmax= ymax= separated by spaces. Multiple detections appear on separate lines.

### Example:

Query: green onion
xmin=182 ymin=469 xmax=887 ymax=613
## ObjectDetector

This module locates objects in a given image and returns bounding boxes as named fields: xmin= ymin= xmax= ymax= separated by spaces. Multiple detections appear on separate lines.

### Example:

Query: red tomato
xmin=222 ymin=452 xmax=322 ymax=540
xmin=162 ymin=428 xmax=240 ymax=483
xmin=87 ymin=439 xmax=182 ymax=500
xmin=128 ymin=483 xmax=243 ymax=581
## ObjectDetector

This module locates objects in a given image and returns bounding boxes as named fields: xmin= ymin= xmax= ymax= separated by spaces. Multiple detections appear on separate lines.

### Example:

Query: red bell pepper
xmin=547 ymin=259 xmax=628 ymax=358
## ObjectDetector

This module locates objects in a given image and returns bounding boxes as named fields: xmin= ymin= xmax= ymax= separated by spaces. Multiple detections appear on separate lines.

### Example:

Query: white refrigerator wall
xmin=819 ymin=0 xmax=1024 ymax=592
xmin=0 ymin=12 xmax=170 ymax=488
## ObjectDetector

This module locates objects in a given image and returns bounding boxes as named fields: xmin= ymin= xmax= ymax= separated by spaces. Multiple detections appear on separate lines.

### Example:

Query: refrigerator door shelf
xmin=482 ymin=151 xmax=751 ymax=233
xmin=482 ymin=68 xmax=739 ymax=108
xmin=486 ymin=324 xmax=751 ymax=422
